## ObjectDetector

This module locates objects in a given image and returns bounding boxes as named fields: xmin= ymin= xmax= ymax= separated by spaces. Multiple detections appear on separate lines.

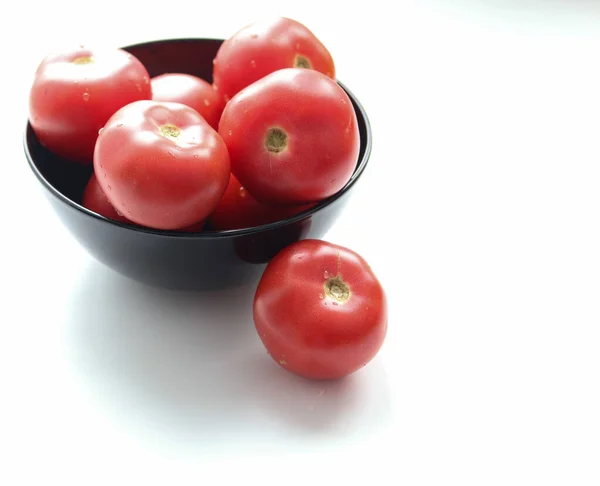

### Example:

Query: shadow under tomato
xmin=66 ymin=263 xmax=391 ymax=449
xmin=236 ymin=352 xmax=392 ymax=433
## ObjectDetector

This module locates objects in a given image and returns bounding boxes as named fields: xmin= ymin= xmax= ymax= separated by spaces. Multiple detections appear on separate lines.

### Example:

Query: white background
xmin=2 ymin=1 xmax=600 ymax=484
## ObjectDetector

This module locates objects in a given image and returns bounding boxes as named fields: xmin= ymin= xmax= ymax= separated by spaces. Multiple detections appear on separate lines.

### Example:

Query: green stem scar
xmin=72 ymin=56 xmax=94 ymax=65
xmin=265 ymin=128 xmax=288 ymax=153
xmin=160 ymin=124 xmax=181 ymax=141
xmin=294 ymin=54 xmax=311 ymax=69
xmin=324 ymin=277 xmax=350 ymax=303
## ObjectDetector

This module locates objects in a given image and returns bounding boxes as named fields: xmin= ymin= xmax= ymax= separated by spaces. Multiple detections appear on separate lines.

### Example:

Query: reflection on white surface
xmin=65 ymin=264 xmax=392 ymax=452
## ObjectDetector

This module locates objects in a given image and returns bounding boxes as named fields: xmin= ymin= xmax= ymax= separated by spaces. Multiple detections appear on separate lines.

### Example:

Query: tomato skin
xmin=209 ymin=174 xmax=314 ymax=230
xmin=151 ymin=73 xmax=225 ymax=131
xmin=219 ymin=68 xmax=360 ymax=205
xmin=213 ymin=17 xmax=335 ymax=100
xmin=82 ymin=173 xmax=130 ymax=223
xmin=82 ymin=172 xmax=206 ymax=231
xmin=29 ymin=46 xmax=151 ymax=163
xmin=253 ymin=239 xmax=387 ymax=380
xmin=94 ymin=100 xmax=230 ymax=230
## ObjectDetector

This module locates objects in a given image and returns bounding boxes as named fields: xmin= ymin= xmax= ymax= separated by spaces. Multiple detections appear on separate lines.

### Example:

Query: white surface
xmin=2 ymin=1 xmax=600 ymax=484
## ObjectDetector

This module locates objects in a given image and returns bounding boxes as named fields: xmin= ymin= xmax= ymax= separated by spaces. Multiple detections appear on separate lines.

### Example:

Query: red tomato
xmin=151 ymin=73 xmax=225 ymax=131
xmin=29 ymin=46 xmax=151 ymax=163
xmin=94 ymin=100 xmax=230 ymax=230
xmin=219 ymin=68 xmax=360 ymax=205
xmin=82 ymin=173 xmax=206 ymax=231
xmin=254 ymin=239 xmax=387 ymax=380
xmin=209 ymin=174 xmax=314 ymax=230
xmin=82 ymin=173 xmax=130 ymax=223
xmin=213 ymin=17 xmax=335 ymax=101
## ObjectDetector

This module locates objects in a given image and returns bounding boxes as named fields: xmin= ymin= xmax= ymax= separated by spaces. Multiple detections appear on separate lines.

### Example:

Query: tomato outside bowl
xmin=23 ymin=38 xmax=372 ymax=291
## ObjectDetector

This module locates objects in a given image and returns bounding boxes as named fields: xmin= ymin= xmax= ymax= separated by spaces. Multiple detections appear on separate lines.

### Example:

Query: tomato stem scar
xmin=72 ymin=56 xmax=94 ymax=65
xmin=160 ymin=124 xmax=181 ymax=140
xmin=324 ymin=277 xmax=350 ymax=303
xmin=293 ymin=54 xmax=311 ymax=69
xmin=265 ymin=128 xmax=288 ymax=153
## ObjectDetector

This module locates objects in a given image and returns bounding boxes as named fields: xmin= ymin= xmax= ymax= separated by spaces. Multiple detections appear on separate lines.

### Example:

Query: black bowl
xmin=24 ymin=38 xmax=372 ymax=291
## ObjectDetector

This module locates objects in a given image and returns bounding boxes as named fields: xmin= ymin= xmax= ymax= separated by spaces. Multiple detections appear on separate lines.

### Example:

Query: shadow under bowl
xmin=24 ymin=38 xmax=372 ymax=291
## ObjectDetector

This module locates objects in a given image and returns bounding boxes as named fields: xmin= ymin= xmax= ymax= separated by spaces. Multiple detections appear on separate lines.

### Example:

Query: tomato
xmin=82 ymin=173 xmax=130 ymax=223
xmin=94 ymin=100 xmax=230 ymax=230
xmin=82 ymin=172 xmax=206 ymax=231
xmin=151 ymin=73 xmax=225 ymax=131
xmin=219 ymin=68 xmax=360 ymax=205
xmin=208 ymin=173 xmax=314 ymax=230
xmin=213 ymin=17 xmax=335 ymax=101
xmin=29 ymin=46 xmax=151 ymax=163
xmin=253 ymin=239 xmax=387 ymax=380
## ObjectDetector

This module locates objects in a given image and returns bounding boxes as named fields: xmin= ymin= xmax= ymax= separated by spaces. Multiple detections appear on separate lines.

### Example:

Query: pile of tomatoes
xmin=29 ymin=17 xmax=359 ymax=232
xmin=29 ymin=17 xmax=387 ymax=380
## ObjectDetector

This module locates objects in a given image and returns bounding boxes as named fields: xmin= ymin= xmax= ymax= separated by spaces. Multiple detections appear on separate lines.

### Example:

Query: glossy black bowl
xmin=24 ymin=38 xmax=372 ymax=291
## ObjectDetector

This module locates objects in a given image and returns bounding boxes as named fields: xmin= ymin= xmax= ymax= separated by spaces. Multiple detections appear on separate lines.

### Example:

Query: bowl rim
xmin=23 ymin=37 xmax=372 ymax=240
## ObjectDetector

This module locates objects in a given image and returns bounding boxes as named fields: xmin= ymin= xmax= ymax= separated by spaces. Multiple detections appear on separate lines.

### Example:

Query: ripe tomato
xmin=209 ymin=174 xmax=314 ymax=230
xmin=94 ymin=100 xmax=230 ymax=230
xmin=213 ymin=17 xmax=335 ymax=101
xmin=219 ymin=68 xmax=360 ymax=205
xmin=29 ymin=46 xmax=151 ymax=163
xmin=151 ymin=73 xmax=225 ymax=131
xmin=82 ymin=173 xmax=206 ymax=231
xmin=254 ymin=239 xmax=387 ymax=380
xmin=82 ymin=173 xmax=130 ymax=223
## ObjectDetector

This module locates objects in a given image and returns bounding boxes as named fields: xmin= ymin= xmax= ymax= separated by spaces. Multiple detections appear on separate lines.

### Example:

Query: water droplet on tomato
xmin=204 ymin=99 xmax=210 ymax=106
xmin=136 ymin=83 xmax=142 ymax=92
xmin=238 ymin=187 xmax=247 ymax=198
xmin=193 ymin=154 xmax=199 ymax=159
xmin=250 ymin=60 xmax=256 ymax=68
xmin=168 ymin=151 xmax=176 ymax=158
xmin=82 ymin=92 xmax=90 ymax=101
xmin=107 ymin=185 xmax=112 ymax=190
xmin=116 ymin=124 xmax=123 ymax=128
xmin=295 ymin=43 xmax=300 ymax=50
xmin=251 ymin=34 xmax=258 ymax=39
xmin=323 ymin=270 xmax=329 ymax=279
xmin=319 ymin=293 xmax=324 ymax=299
xmin=228 ymin=130 xmax=233 ymax=136
xmin=116 ymin=209 xmax=124 ymax=217
xmin=98 ymin=128 xmax=103 ymax=135
xmin=74 ymin=80 xmax=79 ymax=84
xmin=332 ymin=302 xmax=339 ymax=306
